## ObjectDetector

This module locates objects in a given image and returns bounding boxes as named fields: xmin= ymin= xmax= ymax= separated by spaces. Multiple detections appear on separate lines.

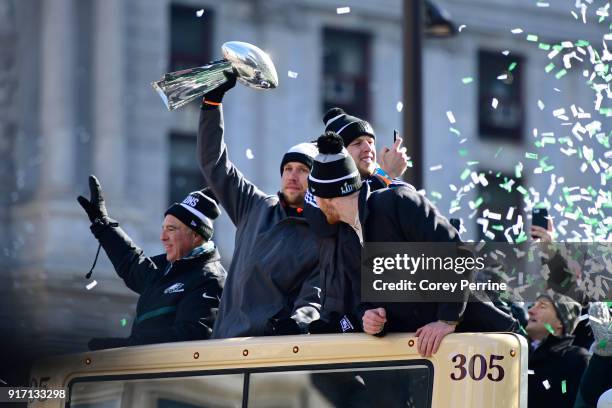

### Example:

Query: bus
xmin=27 ymin=332 xmax=527 ymax=407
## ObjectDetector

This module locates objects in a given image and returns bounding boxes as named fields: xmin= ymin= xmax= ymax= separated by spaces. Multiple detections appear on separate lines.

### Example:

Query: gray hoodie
xmin=197 ymin=105 xmax=320 ymax=339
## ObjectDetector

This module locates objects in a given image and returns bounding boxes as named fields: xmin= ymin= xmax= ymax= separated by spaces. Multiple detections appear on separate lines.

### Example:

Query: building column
xmin=39 ymin=0 xmax=76 ymax=199
xmin=92 ymin=0 xmax=125 ymax=202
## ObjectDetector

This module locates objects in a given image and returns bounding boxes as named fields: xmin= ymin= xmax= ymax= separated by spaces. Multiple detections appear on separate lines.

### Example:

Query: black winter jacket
xmin=527 ymin=335 xmax=590 ymax=408
xmin=197 ymin=105 xmax=321 ymax=338
xmin=87 ymin=223 xmax=226 ymax=350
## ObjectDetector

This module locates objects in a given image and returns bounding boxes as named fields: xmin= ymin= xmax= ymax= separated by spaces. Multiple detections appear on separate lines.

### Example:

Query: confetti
xmin=525 ymin=152 xmax=538 ymax=160
xmin=462 ymin=77 xmax=474 ymax=84
xmin=543 ymin=380 xmax=551 ymax=390
xmin=196 ymin=9 xmax=204 ymax=17
xmin=430 ymin=164 xmax=443 ymax=171
xmin=545 ymin=63 xmax=556 ymax=73
xmin=544 ymin=323 xmax=555 ymax=335
xmin=508 ymin=62 xmax=518 ymax=71
xmin=396 ymin=101 xmax=403 ymax=112
xmin=246 ymin=148 xmax=254 ymax=159
xmin=494 ymin=147 xmax=503 ymax=158
xmin=446 ymin=111 xmax=456 ymax=124
xmin=537 ymin=2 xmax=550 ymax=7
xmin=458 ymin=24 xmax=466 ymax=32
xmin=86 ymin=280 xmax=98 ymax=290
xmin=491 ymin=98 xmax=499 ymax=109
xmin=561 ymin=380 xmax=567 ymax=394
xmin=0 ymin=378 xmax=6 ymax=385
xmin=497 ymin=73 xmax=508 ymax=80
xmin=336 ymin=6 xmax=350 ymax=14
xmin=502 ymin=50 xmax=511 ymax=56
xmin=511 ymin=28 xmax=524 ymax=34
xmin=555 ymin=69 xmax=568 ymax=79
xmin=538 ymin=100 xmax=545 ymax=110
xmin=527 ymin=369 xmax=534 ymax=375
xmin=120 ymin=318 xmax=128 ymax=327
xmin=527 ymin=34 xmax=539 ymax=42
xmin=287 ymin=70 xmax=298 ymax=78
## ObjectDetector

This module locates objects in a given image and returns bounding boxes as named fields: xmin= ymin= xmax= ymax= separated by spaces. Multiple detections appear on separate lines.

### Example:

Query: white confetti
xmin=497 ymin=73 xmax=508 ymax=80
xmin=0 ymin=378 xmax=6 ymax=385
xmin=458 ymin=24 xmax=466 ymax=32
xmin=528 ymin=369 xmax=535 ymax=375
xmin=536 ymin=2 xmax=550 ymax=7
xmin=246 ymin=148 xmax=254 ymax=159
xmin=430 ymin=164 xmax=443 ymax=171
xmin=287 ymin=70 xmax=298 ymax=78
xmin=506 ymin=207 xmax=515 ymax=220
xmin=86 ymin=280 xmax=98 ymax=290
xmin=446 ymin=111 xmax=456 ymax=124
xmin=491 ymin=98 xmax=499 ymax=109
xmin=538 ymin=100 xmax=545 ymax=110
xmin=196 ymin=9 xmax=204 ymax=17
xmin=502 ymin=50 xmax=510 ymax=56
xmin=396 ymin=101 xmax=403 ymax=112
xmin=543 ymin=380 xmax=551 ymax=390
xmin=511 ymin=28 xmax=523 ymax=34
xmin=336 ymin=6 xmax=351 ymax=14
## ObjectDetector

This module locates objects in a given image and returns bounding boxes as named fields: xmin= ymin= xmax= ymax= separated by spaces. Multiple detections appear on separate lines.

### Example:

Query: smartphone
xmin=449 ymin=218 xmax=461 ymax=231
xmin=393 ymin=129 xmax=398 ymax=143
xmin=532 ymin=208 xmax=549 ymax=229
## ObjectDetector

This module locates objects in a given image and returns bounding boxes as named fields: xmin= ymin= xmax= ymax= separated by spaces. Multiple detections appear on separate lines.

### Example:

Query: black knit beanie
xmin=323 ymin=107 xmax=375 ymax=147
xmin=280 ymin=142 xmax=318 ymax=175
xmin=164 ymin=188 xmax=221 ymax=240
xmin=308 ymin=132 xmax=362 ymax=198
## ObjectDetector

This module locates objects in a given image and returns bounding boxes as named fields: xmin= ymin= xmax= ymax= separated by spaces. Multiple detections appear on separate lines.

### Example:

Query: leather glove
xmin=77 ymin=175 xmax=109 ymax=224
xmin=265 ymin=317 xmax=302 ymax=336
xmin=202 ymin=70 xmax=237 ymax=105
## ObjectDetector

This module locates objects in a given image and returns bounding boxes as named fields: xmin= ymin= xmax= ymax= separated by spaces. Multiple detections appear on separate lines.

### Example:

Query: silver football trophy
xmin=152 ymin=41 xmax=279 ymax=111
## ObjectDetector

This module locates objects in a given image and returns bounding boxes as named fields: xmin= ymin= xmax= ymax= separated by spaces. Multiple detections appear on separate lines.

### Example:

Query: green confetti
xmin=525 ymin=152 xmax=538 ymax=160
xmin=552 ymin=44 xmax=564 ymax=52
xmin=494 ymin=147 xmax=503 ymax=158
xmin=515 ymin=164 xmax=523 ymax=178
xmin=473 ymin=197 xmax=483 ymax=208
xmin=492 ymin=224 xmax=504 ymax=231
xmin=555 ymin=69 xmax=568 ymax=79
xmin=516 ymin=186 xmax=529 ymax=196
xmin=541 ymin=136 xmax=556 ymax=145
xmin=545 ymin=63 xmax=556 ymax=73
xmin=515 ymin=231 xmax=528 ymax=244
xmin=407 ymin=160 xmax=413 ymax=168
xmin=519 ymin=325 xmax=528 ymax=336
xmin=462 ymin=77 xmax=474 ymax=84
xmin=544 ymin=323 xmax=555 ymax=335
xmin=526 ymin=34 xmax=538 ymax=42
xmin=508 ymin=62 xmax=518 ymax=71
xmin=598 ymin=339 xmax=608 ymax=350
xmin=431 ymin=191 xmax=442 ymax=200
xmin=538 ymin=43 xmax=551 ymax=50
xmin=561 ymin=380 xmax=567 ymax=394
xmin=458 ymin=148 xmax=468 ymax=157
xmin=575 ymin=40 xmax=590 ymax=47
xmin=467 ymin=161 xmax=480 ymax=166
xmin=460 ymin=168 xmax=471 ymax=180
xmin=449 ymin=127 xmax=461 ymax=136
xmin=120 ymin=318 xmax=128 ymax=327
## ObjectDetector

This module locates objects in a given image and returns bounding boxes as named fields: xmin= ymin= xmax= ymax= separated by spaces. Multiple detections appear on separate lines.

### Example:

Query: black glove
xmin=202 ymin=71 xmax=237 ymax=105
xmin=265 ymin=317 xmax=302 ymax=336
xmin=77 ymin=175 xmax=109 ymax=224
xmin=88 ymin=337 xmax=130 ymax=351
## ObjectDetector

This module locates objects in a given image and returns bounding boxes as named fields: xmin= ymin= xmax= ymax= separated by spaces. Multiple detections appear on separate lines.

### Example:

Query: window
xmin=322 ymin=28 xmax=371 ymax=119
xmin=169 ymin=4 xmax=214 ymax=73
xmin=168 ymin=132 xmax=205 ymax=206
xmin=478 ymin=50 xmax=524 ymax=141
xmin=477 ymin=171 xmax=523 ymax=242
xmin=248 ymin=363 xmax=432 ymax=408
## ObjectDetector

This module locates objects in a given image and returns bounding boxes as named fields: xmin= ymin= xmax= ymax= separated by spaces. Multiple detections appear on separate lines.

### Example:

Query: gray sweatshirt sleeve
xmin=197 ymin=105 xmax=267 ymax=225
